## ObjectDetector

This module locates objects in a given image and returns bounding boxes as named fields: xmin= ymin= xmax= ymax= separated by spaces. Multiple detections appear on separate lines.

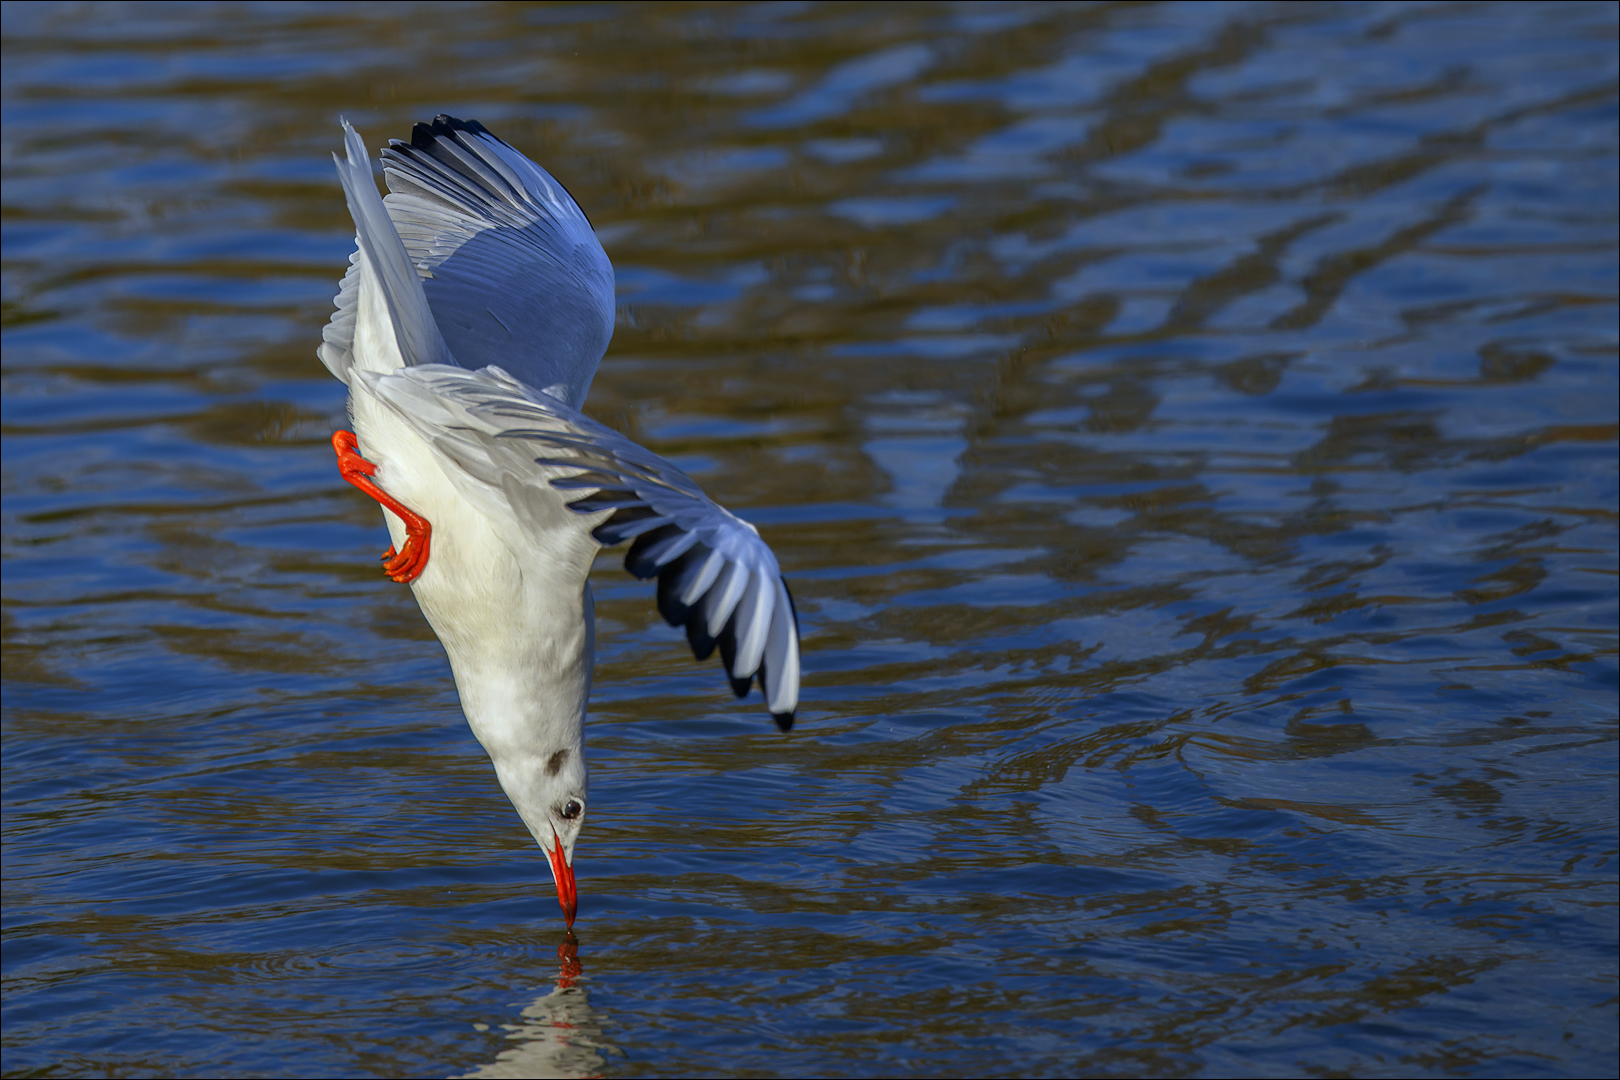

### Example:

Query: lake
xmin=3 ymin=2 xmax=1616 ymax=1077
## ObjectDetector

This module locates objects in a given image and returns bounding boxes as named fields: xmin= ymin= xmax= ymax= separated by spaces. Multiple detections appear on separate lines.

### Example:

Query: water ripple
xmin=4 ymin=2 xmax=1616 ymax=1078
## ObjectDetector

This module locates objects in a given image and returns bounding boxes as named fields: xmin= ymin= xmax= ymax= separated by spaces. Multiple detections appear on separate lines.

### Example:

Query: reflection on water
xmin=2 ymin=1 xmax=1616 ymax=1078
xmin=459 ymin=936 xmax=618 ymax=1080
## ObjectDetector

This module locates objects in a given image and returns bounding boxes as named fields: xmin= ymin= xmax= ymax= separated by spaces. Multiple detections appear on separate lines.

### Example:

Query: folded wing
xmin=362 ymin=363 xmax=801 ymax=729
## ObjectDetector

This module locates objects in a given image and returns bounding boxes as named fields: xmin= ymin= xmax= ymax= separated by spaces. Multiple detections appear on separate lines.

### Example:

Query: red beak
xmin=547 ymin=829 xmax=577 ymax=927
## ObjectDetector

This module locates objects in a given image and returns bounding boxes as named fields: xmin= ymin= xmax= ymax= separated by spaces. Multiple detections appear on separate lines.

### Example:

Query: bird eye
xmin=561 ymin=799 xmax=583 ymax=820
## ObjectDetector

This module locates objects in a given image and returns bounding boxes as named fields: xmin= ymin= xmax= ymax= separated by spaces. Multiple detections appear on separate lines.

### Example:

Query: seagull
xmin=317 ymin=115 xmax=801 ymax=927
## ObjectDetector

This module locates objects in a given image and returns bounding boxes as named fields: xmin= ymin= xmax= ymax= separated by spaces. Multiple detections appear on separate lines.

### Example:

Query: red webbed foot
xmin=332 ymin=430 xmax=431 ymax=584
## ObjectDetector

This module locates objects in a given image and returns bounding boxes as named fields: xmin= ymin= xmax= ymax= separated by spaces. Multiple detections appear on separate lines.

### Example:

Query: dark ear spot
xmin=544 ymin=749 xmax=570 ymax=777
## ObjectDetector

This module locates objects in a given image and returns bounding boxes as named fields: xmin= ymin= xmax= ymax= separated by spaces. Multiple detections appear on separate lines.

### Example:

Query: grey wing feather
xmin=316 ymin=248 xmax=362 ymax=383
xmin=330 ymin=121 xmax=454 ymax=371
xmin=379 ymin=116 xmax=615 ymax=409
xmin=362 ymin=363 xmax=800 ymax=728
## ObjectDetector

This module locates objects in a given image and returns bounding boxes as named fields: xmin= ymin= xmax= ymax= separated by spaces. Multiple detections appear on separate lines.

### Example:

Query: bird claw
xmin=333 ymin=430 xmax=432 ymax=584
xmin=382 ymin=532 xmax=429 ymax=583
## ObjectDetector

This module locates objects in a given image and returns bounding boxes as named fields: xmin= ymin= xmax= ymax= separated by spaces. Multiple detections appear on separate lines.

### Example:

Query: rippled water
xmin=4 ymin=3 xmax=1617 ymax=1077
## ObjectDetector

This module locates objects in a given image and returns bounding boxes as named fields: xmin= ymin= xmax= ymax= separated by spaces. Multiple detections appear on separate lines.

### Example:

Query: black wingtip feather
xmin=758 ymin=654 xmax=794 ymax=732
xmin=625 ymin=523 xmax=682 ymax=580
xmin=717 ymin=619 xmax=751 ymax=699
xmin=592 ymin=504 xmax=659 ymax=546
xmin=684 ymin=609 xmax=716 ymax=661
xmin=409 ymin=115 xmax=493 ymax=152
xmin=433 ymin=114 xmax=490 ymax=136
xmin=655 ymin=556 xmax=693 ymax=629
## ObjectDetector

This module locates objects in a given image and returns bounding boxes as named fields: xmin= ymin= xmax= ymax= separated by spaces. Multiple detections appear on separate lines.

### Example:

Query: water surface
xmin=3 ymin=2 xmax=1617 ymax=1077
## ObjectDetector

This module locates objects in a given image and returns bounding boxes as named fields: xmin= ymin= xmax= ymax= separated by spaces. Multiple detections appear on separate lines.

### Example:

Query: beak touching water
xmin=547 ymin=829 xmax=578 ymax=927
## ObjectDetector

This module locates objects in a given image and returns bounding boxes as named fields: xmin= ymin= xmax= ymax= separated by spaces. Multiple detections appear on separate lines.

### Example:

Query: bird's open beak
xmin=547 ymin=829 xmax=577 ymax=927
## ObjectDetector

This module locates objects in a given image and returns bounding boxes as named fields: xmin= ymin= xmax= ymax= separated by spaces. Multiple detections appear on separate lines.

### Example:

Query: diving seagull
xmin=318 ymin=115 xmax=800 ymax=927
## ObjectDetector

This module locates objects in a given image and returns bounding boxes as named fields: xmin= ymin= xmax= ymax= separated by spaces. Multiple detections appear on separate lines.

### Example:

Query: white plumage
xmin=318 ymin=116 xmax=800 ymax=925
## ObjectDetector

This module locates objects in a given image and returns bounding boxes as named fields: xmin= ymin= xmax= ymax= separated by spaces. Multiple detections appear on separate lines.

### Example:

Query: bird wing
xmin=318 ymin=121 xmax=455 ymax=383
xmin=379 ymin=115 xmax=615 ymax=409
xmin=316 ymin=115 xmax=614 ymax=403
xmin=360 ymin=362 xmax=801 ymax=729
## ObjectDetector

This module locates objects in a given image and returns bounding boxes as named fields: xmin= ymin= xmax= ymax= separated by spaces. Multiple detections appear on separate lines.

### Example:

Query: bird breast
xmin=348 ymin=378 xmax=599 ymax=759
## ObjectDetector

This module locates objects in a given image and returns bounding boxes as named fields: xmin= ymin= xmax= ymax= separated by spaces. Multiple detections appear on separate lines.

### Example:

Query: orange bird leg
xmin=332 ymin=431 xmax=431 ymax=584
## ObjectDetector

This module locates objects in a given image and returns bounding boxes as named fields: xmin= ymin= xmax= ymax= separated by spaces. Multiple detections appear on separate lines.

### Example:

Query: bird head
xmin=494 ymin=748 xmax=588 ymax=927
xmin=542 ymin=791 xmax=585 ymax=927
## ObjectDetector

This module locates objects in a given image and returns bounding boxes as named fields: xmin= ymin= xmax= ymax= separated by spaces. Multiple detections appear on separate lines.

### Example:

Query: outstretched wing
xmin=379 ymin=115 xmax=615 ymax=409
xmin=361 ymin=363 xmax=801 ymax=729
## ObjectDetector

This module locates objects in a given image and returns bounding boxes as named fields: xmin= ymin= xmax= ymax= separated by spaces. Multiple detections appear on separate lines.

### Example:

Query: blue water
xmin=3 ymin=3 xmax=1616 ymax=1077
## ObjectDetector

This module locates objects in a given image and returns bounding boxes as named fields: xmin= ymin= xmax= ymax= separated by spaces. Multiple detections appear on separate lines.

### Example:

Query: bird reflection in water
xmin=457 ymin=934 xmax=622 ymax=1079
